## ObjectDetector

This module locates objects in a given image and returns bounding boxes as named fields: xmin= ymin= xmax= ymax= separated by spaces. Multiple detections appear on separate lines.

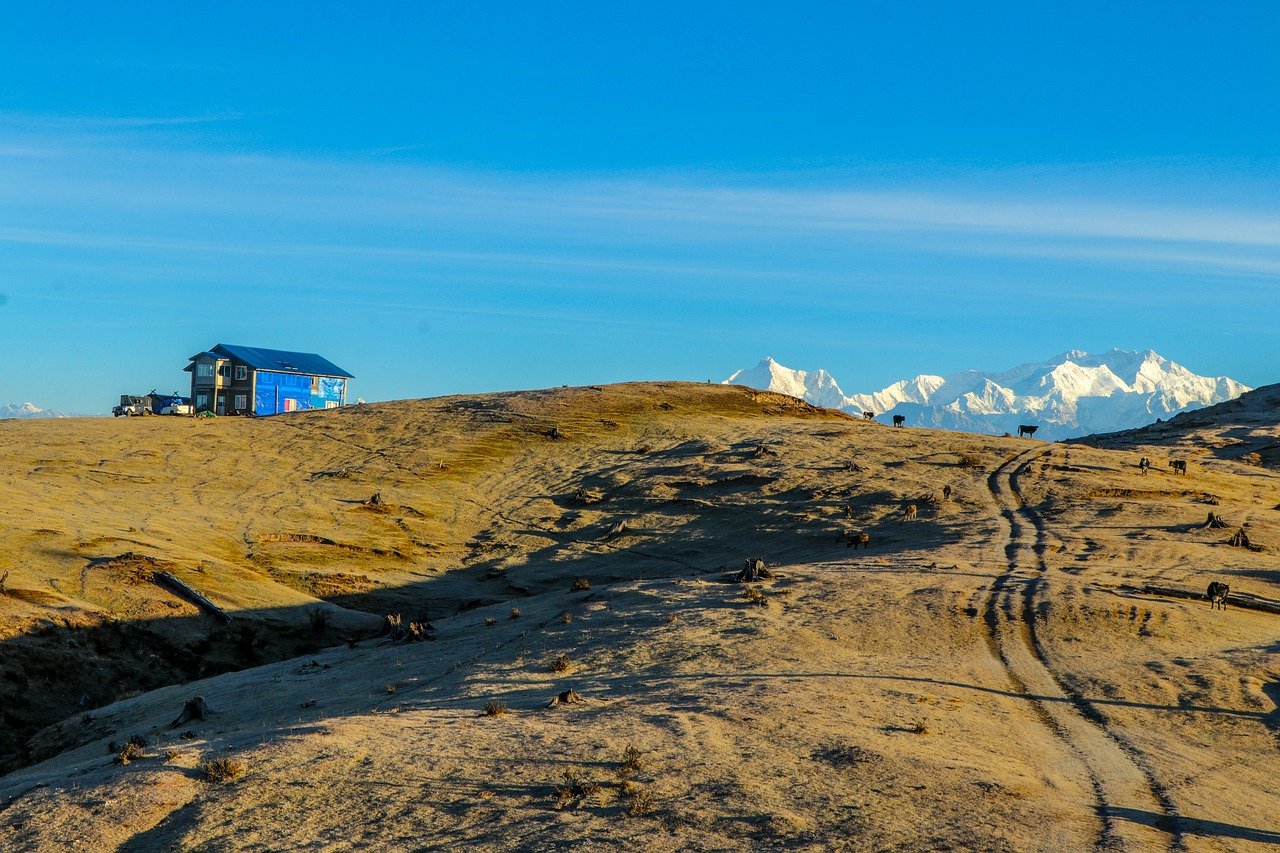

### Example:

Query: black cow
xmin=1169 ymin=460 xmax=1188 ymax=476
xmin=862 ymin=410 xmax=875 ymax=420
xmin=1017 ymin=424 xmax=1038 ymax=438
xmin=1207 ymin=581 xmax=1230 ymax=610
xmin=892 ymin=415 xmax=906 ymax=427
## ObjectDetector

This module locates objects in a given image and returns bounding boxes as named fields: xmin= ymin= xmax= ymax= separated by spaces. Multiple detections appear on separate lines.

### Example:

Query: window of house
xmin=311 ymin=376 xmax=320 ymax=393
xmin=196 ymin=364 xmax=214 ymax=378
xmin=196 ymin=393 xmax=209 ymax=408
xmin=235 ymin=365 xmax=248 ymax=381
xmin=234 ymin=394 xmax=247 ymax=410
xmin=219 ymin=364 xmax=231 ymax=378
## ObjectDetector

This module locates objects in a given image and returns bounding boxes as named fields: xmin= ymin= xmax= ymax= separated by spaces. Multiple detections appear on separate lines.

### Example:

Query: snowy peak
xmin=0 ymin=401 xmax=75 ymax=419
xmin=724 ymin=357 xmax=849 ymax=409
xmin=721 ymin=349 xmax=1250 ymax=440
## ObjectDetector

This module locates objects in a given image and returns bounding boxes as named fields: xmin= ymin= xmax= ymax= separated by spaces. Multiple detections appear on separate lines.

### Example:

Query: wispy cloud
xmin=2 ymin=118 xmax=1278 ymax=327
xmin=3 ymin=121 xmax=1279 ymax=279
xmin=0 ymin=110 xmax=243 ymax=132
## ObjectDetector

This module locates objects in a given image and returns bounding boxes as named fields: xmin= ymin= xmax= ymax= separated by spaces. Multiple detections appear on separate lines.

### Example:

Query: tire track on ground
xmin=985 ymin=446 xmax=1183 ymax=852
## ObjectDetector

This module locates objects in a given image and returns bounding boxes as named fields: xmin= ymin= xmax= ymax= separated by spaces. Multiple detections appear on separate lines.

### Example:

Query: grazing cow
xmin=1017 ymin=424 xmax=1038 ymax=438
xmin=903 ymin=504 xmax=918 ymax=521
xmin=863 ymin=410 xmax=875 ymax=420
xmin=1169 ymin=460 xmax=1188 ymax=476
xmin=1206 ymin=581 xmax=1230 ymax=610
xmin=847 ymin=532 xmax=871 ymax=550
xmin=1139 ymin=457 xmax=1151 ymax=475
xmin=942 ymin=485 xmax=952 ymax=500
xmin=892 ymin=415 xmax=906 ymax=427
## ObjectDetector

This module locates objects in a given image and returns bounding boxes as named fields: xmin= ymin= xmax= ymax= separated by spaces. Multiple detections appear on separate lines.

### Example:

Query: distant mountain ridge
xmin=723 ymin=349 xmax=1250 ymax=440
xmin=0 ymin=402 xmax=76 ymax=419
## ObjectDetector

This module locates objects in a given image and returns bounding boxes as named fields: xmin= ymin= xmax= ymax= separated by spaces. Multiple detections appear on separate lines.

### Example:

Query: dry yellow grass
xmin=1 ymin=380 xmax=1278 ymax=851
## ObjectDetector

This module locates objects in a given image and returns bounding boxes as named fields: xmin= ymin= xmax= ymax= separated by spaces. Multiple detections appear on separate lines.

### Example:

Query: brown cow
xmin=846 ymin=532 xmax=871 ymax=550
xmin=903 ymin=504 xmax=918 ymax=521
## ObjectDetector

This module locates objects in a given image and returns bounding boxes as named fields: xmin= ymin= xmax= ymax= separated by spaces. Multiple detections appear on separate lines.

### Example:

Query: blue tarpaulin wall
xmin=254 ymin=371 xmax=346 ymax=415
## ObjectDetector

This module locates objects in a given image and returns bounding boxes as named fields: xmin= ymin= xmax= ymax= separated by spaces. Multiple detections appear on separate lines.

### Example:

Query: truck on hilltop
xmin=112 ymin=391 xmax=194 ymax=417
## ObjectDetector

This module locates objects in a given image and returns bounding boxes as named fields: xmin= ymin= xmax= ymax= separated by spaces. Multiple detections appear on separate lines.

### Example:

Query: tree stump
xmin=603 ymin=520 xmax=628 ymax=539
xmin=1228 ymin=527 xmax=1253 ymax=548
xmin=736 ymin=558 xmax=773 ymax=582
xmin=1202 ymin=512 xmax=1227 ymax=529
xmin=547 ymin=689 xmax=584 ymax=707
xmin=170 ymin=695 xmax=214 ymax=728
xmin=364 ymin=492 xmax=382 ymax=506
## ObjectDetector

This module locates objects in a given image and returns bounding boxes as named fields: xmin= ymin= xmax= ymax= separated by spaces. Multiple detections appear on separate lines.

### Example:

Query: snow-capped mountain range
xmin=723 ymin=349 xmax=1250 ymax=441
xmin=0 ymin=402 xmax=76 ymax=419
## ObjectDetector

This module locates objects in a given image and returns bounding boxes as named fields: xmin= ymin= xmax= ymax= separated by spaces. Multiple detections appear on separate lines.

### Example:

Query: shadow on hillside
xmin=1107 ymin=807 xmax=1280 ymax=845
xmin=0 ymin=490 xmax=963 ymax=776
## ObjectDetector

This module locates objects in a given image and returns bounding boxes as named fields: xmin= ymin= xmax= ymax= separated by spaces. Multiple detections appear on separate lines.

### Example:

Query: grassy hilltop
xmin=1 ymin=381 xmax=1278 ymax=851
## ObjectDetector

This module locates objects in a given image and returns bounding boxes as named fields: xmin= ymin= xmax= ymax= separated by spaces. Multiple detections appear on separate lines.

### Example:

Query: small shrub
xmin=483 ymin=700 xmax=508 ymax=717
xmin=958 ymin=453 xmax=983 ymax=468
xmin=561 ymin=612 xmax=573 ymax=624
xmin=164 ymin=748 xmax=181 ymax=762
xmin=744 ymin=586 xmax=768 ymax=606
xmin=666 ymin=614 xmax=678 ymax=624
xmin=510 ymin=608 xmax=522 ymax=620
xmin=116 ymin=741 xmax=145 ymax=764
xmin=571 ymin=577 xmax=591 ymax=592
xmin=619 ymin=745 xmax=643 ymax=776
xmin=909 ymin=721 xmax=929 ymax=734
xmin=554 ymin=769 xmax=602 ymax=809
xmin=307 ymin=606 xmax=329 ymax=634
xmin=622 ymin=784 xmax=656 ymax=817
xmin=201 ymin=757 xmax=247 ymax=783
xmin=549 ymin=654 xmax=573 ymax=673
xmin=485 ymin=617 xmax=497 ymax=627
xmin=385 ymin=683 xmax=397 ymax=695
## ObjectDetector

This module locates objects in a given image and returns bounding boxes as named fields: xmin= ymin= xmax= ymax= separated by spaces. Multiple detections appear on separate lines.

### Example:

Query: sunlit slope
xmin=2 ymin=381 xmax=1279 ymax=851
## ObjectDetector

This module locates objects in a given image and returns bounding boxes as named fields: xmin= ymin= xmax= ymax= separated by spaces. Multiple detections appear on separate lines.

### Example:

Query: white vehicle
xmin=112 ymin=395 xmax=149 ymax=417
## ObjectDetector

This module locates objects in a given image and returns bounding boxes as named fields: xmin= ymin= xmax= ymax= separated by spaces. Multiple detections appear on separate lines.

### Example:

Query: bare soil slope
xmin=1 ymin=382 xmax=1277 ymax=851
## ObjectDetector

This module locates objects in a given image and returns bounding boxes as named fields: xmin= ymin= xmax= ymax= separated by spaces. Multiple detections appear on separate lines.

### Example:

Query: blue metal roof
xmin=198 ymin=344 xmax=355 ymax=378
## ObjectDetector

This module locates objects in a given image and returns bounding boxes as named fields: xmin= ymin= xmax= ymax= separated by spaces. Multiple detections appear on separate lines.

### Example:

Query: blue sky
xmin=1 ymin=2 xmax=1278 ymax=413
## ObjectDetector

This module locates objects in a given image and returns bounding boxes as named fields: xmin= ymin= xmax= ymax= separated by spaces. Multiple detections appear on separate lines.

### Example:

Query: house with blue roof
xmin=184 ymin=344 xmax=354 ymax=416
